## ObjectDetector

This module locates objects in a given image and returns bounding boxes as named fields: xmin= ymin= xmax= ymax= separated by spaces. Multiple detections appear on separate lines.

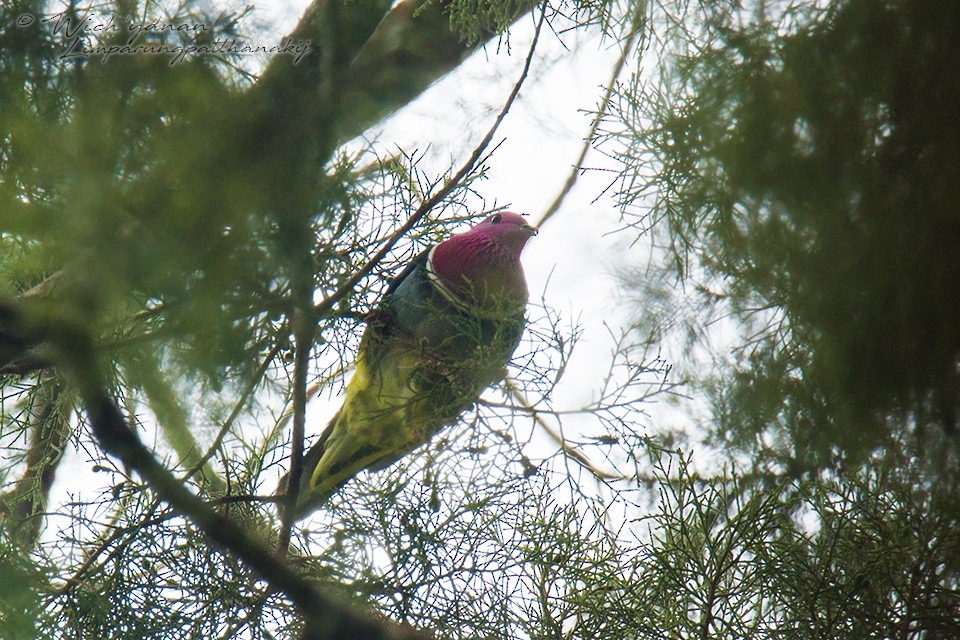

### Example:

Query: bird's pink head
xmin=462 ymin=211 xmax=538 ymax=254
xmin=430 ymin=211 xmax=537 ymax=313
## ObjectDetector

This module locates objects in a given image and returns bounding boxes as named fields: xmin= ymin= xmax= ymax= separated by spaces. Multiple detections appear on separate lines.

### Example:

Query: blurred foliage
xmin=605 ymin=0 xmax=960 ymax=634
xmin=613 ymin=0 xmax=960 ymax=474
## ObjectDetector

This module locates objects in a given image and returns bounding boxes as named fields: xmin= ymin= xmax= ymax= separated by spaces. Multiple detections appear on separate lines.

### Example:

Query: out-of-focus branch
xmin=125 ymin=349 xmax=227 ymax=494
xmin=21 ymin=271 xmax=65 ymax=299
xmin=247 ymin=0 xmax=391 ymax=161
xmin=334 ymin=0 xmax=538 ymax=144
xmin=0 ymin=354 xmax=49 ymax=375
xmin=251 ymin=0 xmax=539 ymax=156
xmin=0 ymin=375 xmax=71 ymax=547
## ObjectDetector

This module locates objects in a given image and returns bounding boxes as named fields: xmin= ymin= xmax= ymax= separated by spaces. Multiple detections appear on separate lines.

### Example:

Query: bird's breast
xmin=383 ymin=260 xmax=525 ymax=369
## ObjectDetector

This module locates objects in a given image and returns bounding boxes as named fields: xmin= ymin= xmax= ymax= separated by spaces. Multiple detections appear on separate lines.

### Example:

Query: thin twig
xmin=182 ymin=342 xmax=283 ymax=484
xmin=52 ymin=500 xmax=168 ymax=597
xmin=503 ymin=379 xmax=628 ymax=482
xmin=535 ymin=18 xmax=641 ymax=228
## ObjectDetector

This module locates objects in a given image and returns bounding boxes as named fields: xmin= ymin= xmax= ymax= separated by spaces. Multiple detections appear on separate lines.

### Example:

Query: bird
xmin=290 ymin=211 xmax=537 ymax=518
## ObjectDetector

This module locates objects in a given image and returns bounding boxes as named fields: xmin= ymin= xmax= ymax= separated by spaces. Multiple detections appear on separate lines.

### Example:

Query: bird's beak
xmin=523 ymin=224 xmax=538 ymax=236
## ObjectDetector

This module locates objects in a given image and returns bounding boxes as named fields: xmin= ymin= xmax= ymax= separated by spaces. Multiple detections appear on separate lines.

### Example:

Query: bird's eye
xmin=490 ymin=214 xmax=502 ymax=224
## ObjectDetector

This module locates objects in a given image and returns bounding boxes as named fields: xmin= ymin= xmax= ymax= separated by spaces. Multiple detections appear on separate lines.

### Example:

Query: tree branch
xmin=334 ymin=0 xmax=539 ymax=143
xmin=251 ymin=0 xmax=540 ymax=157
xmin=278 ymin=308 xmax=315 ymax=553
xmin=0 ymin=297 xmax=427 ymax=639
xmin=0 ymin=374 xmax=70 ymax=547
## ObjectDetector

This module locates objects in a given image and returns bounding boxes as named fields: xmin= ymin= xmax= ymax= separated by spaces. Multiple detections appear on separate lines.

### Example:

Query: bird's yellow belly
xmin=341 ymin=349 xmax=425 ymax=448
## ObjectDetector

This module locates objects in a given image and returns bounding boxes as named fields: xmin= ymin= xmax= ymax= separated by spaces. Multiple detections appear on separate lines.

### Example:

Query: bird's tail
xmin=283 ymin=409 xmax=387 ymax=520
xmin=277 ymin=410 xmax=338 ymax=520
xmin=297 ymin=416 xmax=336 ymax=496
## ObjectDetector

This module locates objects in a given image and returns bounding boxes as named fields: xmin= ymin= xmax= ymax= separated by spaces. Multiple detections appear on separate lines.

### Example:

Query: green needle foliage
xmin=2 ymin=0 xmax=959 ymax=638
xmin=615 ymin=0 xmax=960 ymax=473
xmin=607 ymin=0 xmax=960 ymax=636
